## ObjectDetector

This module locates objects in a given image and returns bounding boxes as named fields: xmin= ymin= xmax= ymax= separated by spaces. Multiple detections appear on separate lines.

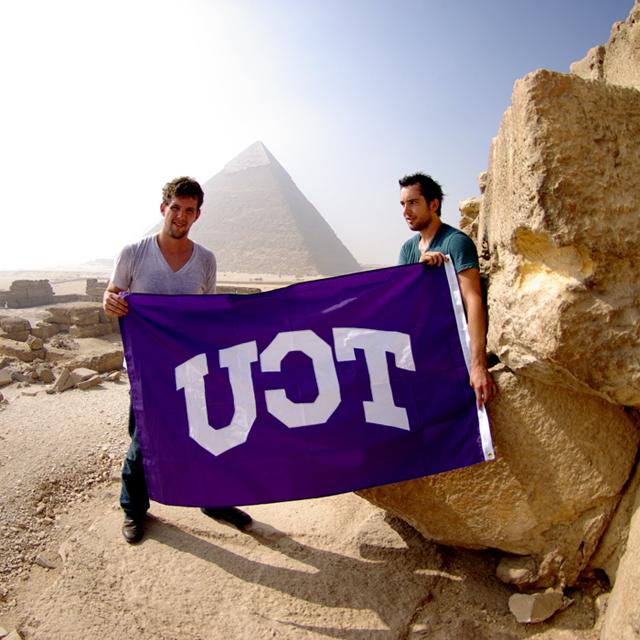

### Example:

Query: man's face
xmin=160 ymin=195 xmax=200 ymax=240
xmin=400 ymin=184 xmax=439 ymax=232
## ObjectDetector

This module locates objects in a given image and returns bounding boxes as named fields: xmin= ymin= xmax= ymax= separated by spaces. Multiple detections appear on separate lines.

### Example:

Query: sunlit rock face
xmin=359 ymin=367 xmax=639 ymax=588
xmin=479 ymin=69 xmax=640 ymax=406
xmin=359 ymin=61 xmax=640 ymax=589
xmin=571 ymin=1 xmax=640 ymax=91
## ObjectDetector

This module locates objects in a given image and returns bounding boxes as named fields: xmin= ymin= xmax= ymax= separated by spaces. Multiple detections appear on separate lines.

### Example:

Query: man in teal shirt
xmin=398 ymin=172 xmax=496 ymax=407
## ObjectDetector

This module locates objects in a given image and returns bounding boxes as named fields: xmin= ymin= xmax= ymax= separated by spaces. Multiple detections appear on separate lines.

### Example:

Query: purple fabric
xmin=120 ymin=263 xmax=492 ymax=507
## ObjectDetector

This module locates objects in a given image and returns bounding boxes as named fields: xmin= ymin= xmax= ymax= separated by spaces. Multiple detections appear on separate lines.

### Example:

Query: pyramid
xmin=153 ymin=142 xmax=361 ymax=277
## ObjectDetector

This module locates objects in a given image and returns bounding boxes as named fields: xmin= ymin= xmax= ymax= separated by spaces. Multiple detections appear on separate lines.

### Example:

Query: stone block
xmin=50 ymin=368 xmax=75 ymax=393
xmin=35 ymin=365 xmax=55 ymax=384
xmin=357 ymin=366 xmax=640 ymax=587
xmin=67 ymin=349 xmax=123 ymax=373
xmin=69 ymin=324 xmax=112 ymax=338
xmin=477 ymin=70 xmax=640 ymax=405
xmin=31 ymin=322 xmax=62 ymax=340
xmin=45 ymin=347 xmax=69 ymax=363
xmin=26 ymin=335 xmax=43 ymax=351
xmin=600 ymin=466 xmax=640 ymax=638
xmin=0 ymin=368 xmax=12 ymax=387
xmin=0 ymin=337 xmax=43 ymax=362
xmin=508 ymin=590 xmax=564 ymax=624
xmin=76 ymin=375 xmax=102 ymax=390
xmin=70 ymin=367 xmax=99 ymax=382
xmin=572 ymin=2 xmax=640 ymax=91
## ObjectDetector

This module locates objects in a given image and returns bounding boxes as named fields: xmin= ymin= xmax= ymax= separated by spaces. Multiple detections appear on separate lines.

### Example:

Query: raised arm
xmin=457 ymin=267 xmax=496 ymax=408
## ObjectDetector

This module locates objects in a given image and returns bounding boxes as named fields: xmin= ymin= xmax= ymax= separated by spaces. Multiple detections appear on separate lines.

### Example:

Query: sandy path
xmin=0 ymin=382 xmax=602 ymax=639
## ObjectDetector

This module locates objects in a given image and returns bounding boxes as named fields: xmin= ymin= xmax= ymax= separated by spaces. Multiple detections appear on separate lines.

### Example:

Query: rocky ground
xmin=0 ymin=276 xmax=611 ymax=639
xmin=0 ymin=359 xmax=610 ymax=639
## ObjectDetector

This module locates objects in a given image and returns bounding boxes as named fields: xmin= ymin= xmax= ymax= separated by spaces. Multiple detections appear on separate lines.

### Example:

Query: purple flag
xmin=120 ymin=262 xmax=494 ymax=507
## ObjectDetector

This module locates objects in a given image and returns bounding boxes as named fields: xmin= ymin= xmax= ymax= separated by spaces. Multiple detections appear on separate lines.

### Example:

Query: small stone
xmin=106 ymin=370 xmax=121 ymax=382
xmin=76 ymin=374 xmax=102 ymax=390
xmin=71 ymin=367 xmax=99 ymax=381
xmin=26 ymin=335 xmax=43 ymax=351
xmin=508 ymin=589 xmax=565 ymax=624
xmin=35 ymin=502 xmax=45 ymax=515
xmin=497 ymin=555 xmax=538 ymax=586
xmin=5 ymin=630 xmax=24 ymax=640
xmin=51 ymin=368 xmax=74 ymax=393
xmin=35 ymin=365 xmax=54 ymax=384
xmin=34 ymin=554 xmax=57 ymax=570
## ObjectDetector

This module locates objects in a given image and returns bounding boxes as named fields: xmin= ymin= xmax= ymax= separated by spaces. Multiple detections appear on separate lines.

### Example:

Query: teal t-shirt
xmin=398 ymin=223 xmax=479 ymax=273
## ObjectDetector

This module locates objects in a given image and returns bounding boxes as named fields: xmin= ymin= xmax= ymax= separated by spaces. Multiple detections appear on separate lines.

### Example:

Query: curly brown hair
xmin=162 ymin=176 xmax=205 ymax=209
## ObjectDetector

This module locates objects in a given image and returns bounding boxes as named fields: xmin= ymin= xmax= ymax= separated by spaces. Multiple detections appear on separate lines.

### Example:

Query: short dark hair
xmin=162 ymin=176 xmax=205 ymax=210
xmin=399 ymin=172 xmax=444 ymax=216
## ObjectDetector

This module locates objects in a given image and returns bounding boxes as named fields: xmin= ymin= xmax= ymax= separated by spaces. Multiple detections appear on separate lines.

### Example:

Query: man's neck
xmin=419 ymin=217 xmax=442 ymax=246
xmin=157 ymin=231 xmax=193 ymax=256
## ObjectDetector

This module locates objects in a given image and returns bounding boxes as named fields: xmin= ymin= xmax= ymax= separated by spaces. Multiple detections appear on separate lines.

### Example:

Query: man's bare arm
xmin=457 ymin=268 xmax=497 ymax=408
xmin=103 ymin=281 xmax=129 ymax=318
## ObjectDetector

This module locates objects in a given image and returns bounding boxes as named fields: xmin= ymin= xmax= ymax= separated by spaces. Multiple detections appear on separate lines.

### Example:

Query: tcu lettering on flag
xmin=121 ymin=262 xmax=494 ymax=508
xmin=175 ymin=328 xmax=415 ymax=457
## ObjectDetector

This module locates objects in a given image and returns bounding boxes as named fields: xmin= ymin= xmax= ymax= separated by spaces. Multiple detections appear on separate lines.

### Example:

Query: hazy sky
xmin=0 ymin=0 xmax=633 ymax=270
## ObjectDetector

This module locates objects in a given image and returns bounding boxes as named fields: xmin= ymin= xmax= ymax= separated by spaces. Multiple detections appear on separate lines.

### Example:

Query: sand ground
xmin=0 ymin=273 xmax=607 ymax=639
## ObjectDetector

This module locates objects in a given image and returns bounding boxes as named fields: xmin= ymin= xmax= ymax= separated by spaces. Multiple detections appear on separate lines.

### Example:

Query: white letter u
xmin=175 ymin=342 xmax=258 ymax=456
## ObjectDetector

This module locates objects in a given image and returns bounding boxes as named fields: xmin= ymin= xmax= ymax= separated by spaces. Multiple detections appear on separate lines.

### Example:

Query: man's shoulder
xmin=436 ymin=223 xmax=479 ymax=271
xmin=401 ymin=234 xmax=420 ymax=249
xmin=438 ymin=223 xmax=472 ymax=241
xmin=398 ymin=234 xmax=420 ymax=265
xmin=193 ymin=242 xmax=216 ymax=262
xmin=120 ymin=235 xmax=156 ymax=255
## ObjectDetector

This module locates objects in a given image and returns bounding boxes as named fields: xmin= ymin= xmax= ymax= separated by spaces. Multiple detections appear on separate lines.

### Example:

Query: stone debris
xmin=34 ymin=554 xmax=57 ymax=570
xmin=0 ymin=337 xmax=45 ymax=363
xmin=71 ymin=367 xmax=99 ymax=382
xmin=47 ymin=367 xmax=107 ymax=393
xmin=508 ymin=589 xmax=565 ymax=624
xmin=45 ymin=303 xmax=118 ymax=339
xmin=35 ymin=364 xmax=54 ymax=384
xmin=496 ymin=555 xmax=538 ymax=586
xmin=30 ymin=321 xmax=60 ymax=340
xmin=0 ymin=317 xmax=31 ymax=342
xmin=0 ymin=369 xmax=12 ymax=388
xmin=49 ymin=368 xmax=75 ymax=394
xmin=104 ymin=370 xmax=121 ymax=383
xmin=76 ymin=374 xmax=102 ymax=391
xmin=85 ymin=278 xmax=109 ymax=302
xmin=45 ymin=346 xmax=70 ymax=363
xmin=0 ymin=279 xmax=54 ymax=308
xmin=66 ymin=350 xmax=124 ymax=374
xmin=4 ymin=630 xmax=24 ymax=640
xmin=25 ymin=335 xmax=43 ymax=351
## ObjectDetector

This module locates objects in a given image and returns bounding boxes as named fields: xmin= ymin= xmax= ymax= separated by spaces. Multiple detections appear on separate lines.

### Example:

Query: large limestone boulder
xmin=477 ymin=69 xmax=640 ymax=406
xmin=589 ymin=461 xmax=640 ymax=583
xmin=571 ymin=1 xmax=640 ymax=91
xmin=358 ymin=367 xmax=639 ymax=588
xmin=600 ymin=474 xmax=640 ymax=639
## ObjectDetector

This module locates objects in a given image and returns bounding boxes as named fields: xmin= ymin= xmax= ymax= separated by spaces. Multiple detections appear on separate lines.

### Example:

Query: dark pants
xmin=120 ymin=404 xmax=150 ymax=519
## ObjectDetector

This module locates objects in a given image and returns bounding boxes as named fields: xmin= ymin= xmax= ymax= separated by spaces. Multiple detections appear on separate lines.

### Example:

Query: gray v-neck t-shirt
xmin=111 ymin=235 xmax=217 ymax=295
